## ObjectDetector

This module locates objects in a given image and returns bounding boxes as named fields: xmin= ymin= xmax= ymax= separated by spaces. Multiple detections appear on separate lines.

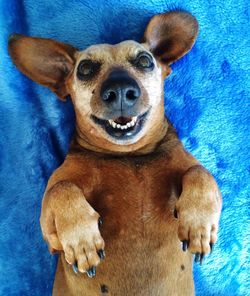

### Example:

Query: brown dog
xmin=8 ymin=11 xmax=222 ymax=296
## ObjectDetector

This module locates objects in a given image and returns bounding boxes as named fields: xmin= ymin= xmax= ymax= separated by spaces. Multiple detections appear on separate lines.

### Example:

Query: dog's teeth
xmin=131 ymin=120 xmax=136 ymax=127
xmin=109 ymin=117 xmax=138 ymax=130
xmin=131 ymin=117 xmax=137 ymax=126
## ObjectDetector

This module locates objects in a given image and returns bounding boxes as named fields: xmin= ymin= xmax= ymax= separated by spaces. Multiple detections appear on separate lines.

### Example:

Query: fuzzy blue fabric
xmin=0 ymin=0 xmax=249 ymax=295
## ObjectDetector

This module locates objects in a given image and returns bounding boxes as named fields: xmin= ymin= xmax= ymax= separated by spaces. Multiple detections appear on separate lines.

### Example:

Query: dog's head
xmin=8 ymin=11 xmax=198 ymax=154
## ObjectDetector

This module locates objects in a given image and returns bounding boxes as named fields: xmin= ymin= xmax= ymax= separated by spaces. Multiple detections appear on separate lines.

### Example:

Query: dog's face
xmin=69 ymin=41 xmax=165 ymax=147
xmin=8 ymin=11 xmax=198 ymax=153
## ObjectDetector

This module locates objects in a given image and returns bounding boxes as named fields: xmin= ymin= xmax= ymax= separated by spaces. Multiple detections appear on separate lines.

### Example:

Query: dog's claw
xmin=72 ymin=263 xmax=78 ymax=274
xmin=98 ymin=218 xmax=103 ymax=228
xmin=194 ymin=253 xmax=201 ymax=263
xmin=181 ymin=240 xmax=189 ymax=251
xmin=174 ymin=208 xmax=178 ymax=219
xmin=210 ymin=243 xmax=214 ymax=253
xmin=200 ymin=253 xmax=205 ymax=265
xmin=97 ymin=249 xmax=105 ymax=261
xmin=87 ymin=266 xmax=96 ymax=278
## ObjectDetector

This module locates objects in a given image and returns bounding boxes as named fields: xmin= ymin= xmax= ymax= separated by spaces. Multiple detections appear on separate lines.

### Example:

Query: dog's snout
xmin=101 ymin=70 xmax=141 ymax=110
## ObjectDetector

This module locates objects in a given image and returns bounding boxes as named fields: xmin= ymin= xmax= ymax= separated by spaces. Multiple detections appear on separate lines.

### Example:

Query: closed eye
xmin=130 ymin=52 xmax=155 ymax=72
xmin=77 ymin=59 xmax=101 ymax=80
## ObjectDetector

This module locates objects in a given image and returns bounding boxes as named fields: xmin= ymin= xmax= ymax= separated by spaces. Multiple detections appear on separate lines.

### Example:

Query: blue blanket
xmin=0 ymin=0 xmax=249 ymax=295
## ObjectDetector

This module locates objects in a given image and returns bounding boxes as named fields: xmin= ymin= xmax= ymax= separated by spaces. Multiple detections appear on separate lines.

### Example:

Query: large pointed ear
xmin=142 ymin=11 xmax=198 ymax=65
xmin=8 ymin=34 xmax=77 ymax=100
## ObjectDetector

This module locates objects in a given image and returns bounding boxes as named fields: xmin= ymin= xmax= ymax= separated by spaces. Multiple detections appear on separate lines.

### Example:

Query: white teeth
xmin=108 ymin=117 xmax=138 ymax=130
xmin=131 ymin=117 xmax=137 ymax=125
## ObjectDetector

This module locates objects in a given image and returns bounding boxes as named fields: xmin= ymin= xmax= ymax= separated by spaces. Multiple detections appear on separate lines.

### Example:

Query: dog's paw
xmin=61 ymin=215 xmax=105 ymax=277
xmin=174 ymin=201 xmax=220 ymax=265
xmin=63 ymin=217 xmax=105 ymax=277
xmin=46 ymin=202 xmax=105 ymax=277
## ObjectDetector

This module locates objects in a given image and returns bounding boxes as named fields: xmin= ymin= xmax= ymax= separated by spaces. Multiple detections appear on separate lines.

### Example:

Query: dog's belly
xmin=53 ymin=166 xmax=194 ymax=295
xmin=96 ymin=220 xmax=194 ymax=296
xmin=55 ymin=215 xmax=194 ymax=295
xmin=55 ymin=216 xmax=194 ymax=296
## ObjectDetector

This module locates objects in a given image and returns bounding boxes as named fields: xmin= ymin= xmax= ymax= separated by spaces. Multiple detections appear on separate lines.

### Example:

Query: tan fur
xmin=66 ymin=41 xmax=167 ymax=153
xmin=8 ymin=11 xmax=222 ymax=296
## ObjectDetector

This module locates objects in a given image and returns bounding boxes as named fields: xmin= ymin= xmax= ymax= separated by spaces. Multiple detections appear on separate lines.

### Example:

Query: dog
xmin=8 ymin=10 xmax=222 ymax=296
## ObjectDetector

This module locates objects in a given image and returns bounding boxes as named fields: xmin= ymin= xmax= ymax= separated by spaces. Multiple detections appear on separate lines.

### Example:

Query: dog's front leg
xmin=175 ymin=165 xmax=222 ymax=263
xmin=40 ymin=181 xmax=105 ymax=277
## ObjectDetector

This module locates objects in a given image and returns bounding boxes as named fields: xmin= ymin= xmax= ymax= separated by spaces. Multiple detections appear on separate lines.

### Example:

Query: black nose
xmin=100 ymin=70 xmax=141 ymax=110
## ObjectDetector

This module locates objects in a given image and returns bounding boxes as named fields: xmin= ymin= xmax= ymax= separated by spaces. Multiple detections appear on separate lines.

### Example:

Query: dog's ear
xmin=8 ymin=34 xmax=77 ymax=100
xmin=142 ymin=11 xmax=198 ymax=66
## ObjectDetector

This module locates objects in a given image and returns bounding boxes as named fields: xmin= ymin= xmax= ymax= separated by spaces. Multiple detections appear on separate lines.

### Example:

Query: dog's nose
xmin=100 ymin=70 xmax=140 ymax=110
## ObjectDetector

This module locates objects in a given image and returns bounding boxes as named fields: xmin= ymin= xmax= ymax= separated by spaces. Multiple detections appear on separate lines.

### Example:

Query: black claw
xmin=181 ymin=240 xmax=189 ymax=252
xmin=200 ymin=253 xmax=205 ymax=265
xmin=97 ymin=249 xmax=105 ymax=261
xmin=87 ymin=266 xmax=96 ymax=278
xmin=194 ymin=253 xmax=201 ymax=263
xmin=210 ymin=243 xmax=214 ymax=253
xmin=98 ymin=218 xmax=103 ymax=228
xmin=174 ymin=208 xmax=178 ymax=219
xmin=72 ymin=262 xmax=78 ymax=274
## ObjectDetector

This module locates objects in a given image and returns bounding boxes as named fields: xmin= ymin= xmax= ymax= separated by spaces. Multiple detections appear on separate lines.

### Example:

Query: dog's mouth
xmin=91 ymin=110 xmax=149 ymax=139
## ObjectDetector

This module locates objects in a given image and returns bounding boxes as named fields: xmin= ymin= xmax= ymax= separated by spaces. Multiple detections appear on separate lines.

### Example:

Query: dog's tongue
xmin=114 ymin=117 xmax=131 ymax=124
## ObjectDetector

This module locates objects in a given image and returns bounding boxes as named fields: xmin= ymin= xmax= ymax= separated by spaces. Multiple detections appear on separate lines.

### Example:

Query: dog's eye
xmin=134 ymin=53 xmax=154 ymax=71
xmin=77 ymin=60 xmax=100 ymax=80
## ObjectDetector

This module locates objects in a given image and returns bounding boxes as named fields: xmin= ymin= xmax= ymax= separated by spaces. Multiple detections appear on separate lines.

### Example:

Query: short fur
xmin=8 ymin=11 xmax=222 ymax=296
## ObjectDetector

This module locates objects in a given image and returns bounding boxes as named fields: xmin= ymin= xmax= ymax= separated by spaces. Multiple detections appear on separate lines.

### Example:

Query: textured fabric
xmin=0 ymin=0 xmax=249 ymax=295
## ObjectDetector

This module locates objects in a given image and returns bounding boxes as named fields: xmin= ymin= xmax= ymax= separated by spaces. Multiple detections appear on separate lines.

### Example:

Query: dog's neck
xmin=74 ymin=118 xmax=169 ymax=156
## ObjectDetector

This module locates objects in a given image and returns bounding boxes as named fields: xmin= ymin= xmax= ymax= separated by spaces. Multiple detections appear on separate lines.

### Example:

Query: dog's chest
xmin=85 ymin=154 xmax=181 ymax=240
